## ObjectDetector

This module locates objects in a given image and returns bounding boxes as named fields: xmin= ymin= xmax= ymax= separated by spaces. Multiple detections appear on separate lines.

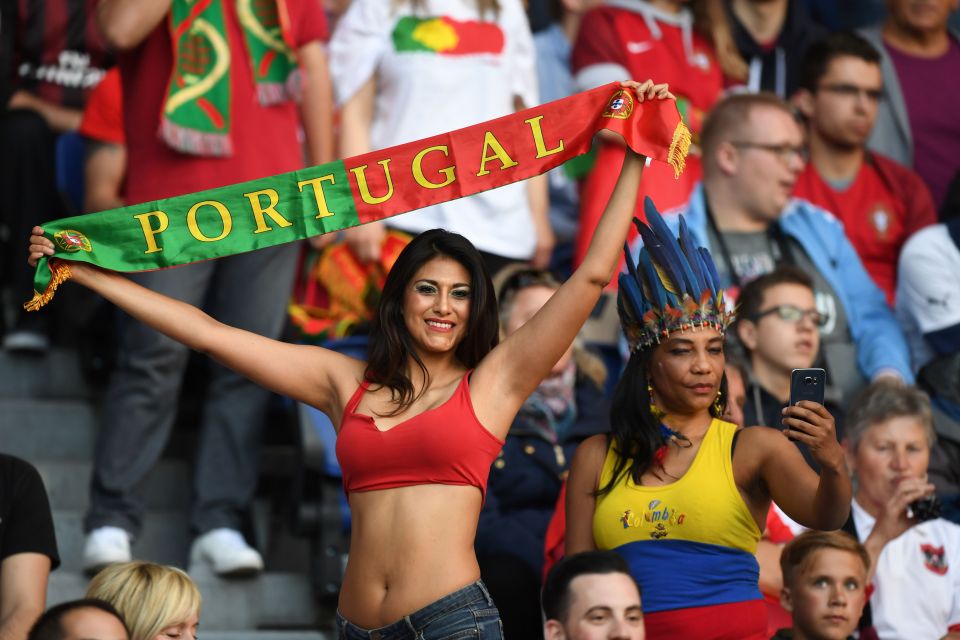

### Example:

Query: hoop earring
xmin=712 ymin=389 xmax=724 ymax=418
xmin=648 ymin=380 xmax=666 ymax=421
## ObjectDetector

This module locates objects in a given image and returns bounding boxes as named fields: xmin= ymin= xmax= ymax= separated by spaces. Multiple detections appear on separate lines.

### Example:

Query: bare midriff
xmin=336 ymin=483 xmax=484 ymax=629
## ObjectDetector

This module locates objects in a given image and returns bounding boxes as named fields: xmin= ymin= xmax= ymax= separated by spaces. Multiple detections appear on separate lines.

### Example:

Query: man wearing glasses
xmin=633 ymin=92 xmax=912 ymax=407
xmin=794 ymin=32 xmax=937 ymax=306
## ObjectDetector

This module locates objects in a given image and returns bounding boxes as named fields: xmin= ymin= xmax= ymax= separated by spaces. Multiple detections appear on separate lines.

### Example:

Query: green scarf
xmin=27 ymin=83 xmax=690 ymax=310
xmin=161 ymin=0 xmax=297 ymax=156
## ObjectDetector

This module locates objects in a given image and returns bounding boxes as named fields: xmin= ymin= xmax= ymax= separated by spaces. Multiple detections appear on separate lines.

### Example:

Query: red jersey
xmin=794 ymin=153 xmax=936 ymax=305
xmin=78 ymin=67 xmax=124 ymax=145
xmin=571 ymin=4 xmax=722 ymax=268
xmin=119 ymin=0 xmax=327 ymax=205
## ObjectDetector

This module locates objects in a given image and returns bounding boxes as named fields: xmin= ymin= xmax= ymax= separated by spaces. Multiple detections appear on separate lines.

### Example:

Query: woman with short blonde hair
xmin=85 ymin=562 xmax=201 ymax=640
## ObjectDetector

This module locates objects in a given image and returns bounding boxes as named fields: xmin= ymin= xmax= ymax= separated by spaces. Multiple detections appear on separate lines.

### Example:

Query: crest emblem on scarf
xmin=920 ymin=544 xmax=948 ymax=575
xmin=604 ymin=89 xmax=634 ymax=120
xmin=53 ymin=230 xmax=92 ymax=253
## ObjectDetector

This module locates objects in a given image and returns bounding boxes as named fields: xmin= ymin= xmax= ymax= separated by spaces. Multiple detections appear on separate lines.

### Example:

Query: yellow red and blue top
xmin=593 ymin=418 xmax=762 ymax=614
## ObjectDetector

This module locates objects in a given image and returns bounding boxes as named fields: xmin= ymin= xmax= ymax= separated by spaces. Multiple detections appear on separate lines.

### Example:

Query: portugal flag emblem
xmin=54 ymin=230 xmax=92 ymax=253
xmin=603 ymin=89 xmax=634 ymax=120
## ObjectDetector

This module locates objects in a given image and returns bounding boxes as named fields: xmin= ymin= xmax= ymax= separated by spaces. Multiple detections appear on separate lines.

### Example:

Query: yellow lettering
xmin=133 ymin=211 xmax=169 ymax=254
xmin=243 ymin=188 xmax=292 ymax=234
xmin=351 ymin=160 xmax=394 ymax=205
xmin=187 ymin=200 xmax=233 ymax=242
xmin=297 ymin=175 xmax=338 ymax=219
xmin=525 ymin=115 xmax=564 ymax=159
xmin=476 ymin=131 xmax=518 ymax=177
xmin=412 ymin=145 xmax=456 ymax=189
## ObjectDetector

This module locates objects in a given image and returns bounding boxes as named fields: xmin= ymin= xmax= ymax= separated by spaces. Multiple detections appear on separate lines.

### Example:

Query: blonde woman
xmin=85 ymin=562 xmax=201 ymax=640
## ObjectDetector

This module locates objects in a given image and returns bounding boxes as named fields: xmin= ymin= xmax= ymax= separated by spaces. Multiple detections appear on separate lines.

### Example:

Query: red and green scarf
xmin=161 ymin=0 xmax=297 ymax=156
xmin=26 ymin=83 xmax=690 ymax=310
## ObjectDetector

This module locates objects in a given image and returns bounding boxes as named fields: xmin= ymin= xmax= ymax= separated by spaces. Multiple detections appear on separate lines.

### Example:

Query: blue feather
xmin=699 ymin=246 xmax=722 ymax=295
xmin=678 ymin=216 xmax=707 ymax=295
xmin=637 ymin=247 xmax=669 ymax=312
xmin=643 ymin=198 xmax=699 ymax=297
xmin=617 ymin=271 xmax=646 ymax=322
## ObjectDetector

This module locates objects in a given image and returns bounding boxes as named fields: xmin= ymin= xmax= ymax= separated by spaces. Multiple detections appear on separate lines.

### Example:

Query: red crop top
xmin=335 ymin=372 xmax=504 ymax=501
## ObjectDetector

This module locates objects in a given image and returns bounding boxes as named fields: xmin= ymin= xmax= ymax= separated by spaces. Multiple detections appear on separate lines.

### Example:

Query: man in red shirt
xmin=793 ymin=32 xmax=936 ymax=305
xmin=81 ymin=0 xmax=333 ymax=577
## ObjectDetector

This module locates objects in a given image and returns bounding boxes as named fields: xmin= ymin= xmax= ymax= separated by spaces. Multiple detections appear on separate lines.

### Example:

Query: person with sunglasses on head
xmin=793 ymin=32 xmax=937 ymax=306
xmin=636 ymin=91 xmax=913 ymax=411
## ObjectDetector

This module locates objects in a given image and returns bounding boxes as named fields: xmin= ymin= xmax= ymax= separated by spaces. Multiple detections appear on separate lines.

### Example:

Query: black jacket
xmin=725 ymin=0 xmax=828 ymax=97
xmin=475 ymin=374 xmax=610 ymax=573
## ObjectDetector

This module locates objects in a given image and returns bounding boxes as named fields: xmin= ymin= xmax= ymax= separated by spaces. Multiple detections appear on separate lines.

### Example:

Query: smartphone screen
xmin=789 ymin=368 xmax=826 ymax=407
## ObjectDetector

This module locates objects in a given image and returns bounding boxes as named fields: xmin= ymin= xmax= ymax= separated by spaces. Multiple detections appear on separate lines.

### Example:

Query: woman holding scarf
xmin=30 ymin=80 xmax=672 ymax=640
xmin=565 ymin=201 xmax=852 ymax=639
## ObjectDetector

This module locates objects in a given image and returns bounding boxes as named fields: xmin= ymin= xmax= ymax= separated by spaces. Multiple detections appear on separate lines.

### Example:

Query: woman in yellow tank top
xmin=566 ymin=200 xmax=852 ymax=640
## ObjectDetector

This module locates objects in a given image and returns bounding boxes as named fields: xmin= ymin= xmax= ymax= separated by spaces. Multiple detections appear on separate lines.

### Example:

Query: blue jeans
xmin=335 ymin=581 xmax=503 ymax=639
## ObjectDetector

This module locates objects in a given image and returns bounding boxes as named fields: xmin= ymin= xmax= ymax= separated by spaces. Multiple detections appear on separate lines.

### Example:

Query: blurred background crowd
xmin=1 ymin=0 xmax=959 ymax=638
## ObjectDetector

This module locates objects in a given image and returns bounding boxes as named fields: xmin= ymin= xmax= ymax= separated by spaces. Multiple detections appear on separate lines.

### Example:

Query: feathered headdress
xmin=618 ymin=197 xmax=735 ymax=352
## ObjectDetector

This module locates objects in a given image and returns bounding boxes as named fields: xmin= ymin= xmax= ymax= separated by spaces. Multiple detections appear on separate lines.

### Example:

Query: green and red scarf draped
xmin=162 ymin=0 xmax=297 ymax=156
xmin=26 ymin=83 xmax=691 ymax=310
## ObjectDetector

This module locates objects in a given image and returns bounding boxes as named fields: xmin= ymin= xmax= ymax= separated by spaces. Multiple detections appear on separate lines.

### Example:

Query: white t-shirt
xmin=896 ymin=224 xmax=960 ymax=370
xmin=852 ymin=499 xmax=960 ymax=639
xmin=329 ymin=0 xmax=539 ymax=259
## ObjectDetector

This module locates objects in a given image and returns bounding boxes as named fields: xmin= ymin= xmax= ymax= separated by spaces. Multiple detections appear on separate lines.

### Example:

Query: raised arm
xmin=473 ymin=81 xmax=671 ymax=434
xmin=28 ymin=230 xmax=362 ymax=418
xmin=739 ymin=403 xmax=852 ymax=531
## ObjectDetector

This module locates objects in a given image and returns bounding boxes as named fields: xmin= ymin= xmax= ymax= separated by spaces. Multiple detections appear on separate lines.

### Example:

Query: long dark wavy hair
xmin=365 ymin=229 xmax=499 ymax=416
xmin=597 ymin=344 xmax=729 ymax=496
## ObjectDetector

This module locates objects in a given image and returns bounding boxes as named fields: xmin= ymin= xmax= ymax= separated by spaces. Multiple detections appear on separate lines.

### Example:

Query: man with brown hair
xmin=635 ymin=92 xmax=913 ymax=407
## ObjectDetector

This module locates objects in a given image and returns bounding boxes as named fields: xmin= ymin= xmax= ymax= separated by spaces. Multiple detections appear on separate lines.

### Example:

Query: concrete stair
xmin=0 ymin=347 xmax=330 ymax=633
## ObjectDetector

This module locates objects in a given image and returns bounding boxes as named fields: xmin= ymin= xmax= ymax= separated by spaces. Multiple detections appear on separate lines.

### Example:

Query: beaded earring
xmin=712 ymin=389 xmax=724 ymax=418
xmin=647 ymin=380 xmax=666 ymax=421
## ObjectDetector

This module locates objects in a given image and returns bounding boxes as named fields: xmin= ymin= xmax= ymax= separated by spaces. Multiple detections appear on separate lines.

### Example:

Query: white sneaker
xmin=190 ymin=528 xmax=263 ymax=577
xmin=83 ymin=526 xmax=132 ymax=574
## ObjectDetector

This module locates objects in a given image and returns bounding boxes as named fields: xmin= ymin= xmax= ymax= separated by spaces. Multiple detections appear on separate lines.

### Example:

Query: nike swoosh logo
xmin=627 ymin=41 xmax=654 ymax=54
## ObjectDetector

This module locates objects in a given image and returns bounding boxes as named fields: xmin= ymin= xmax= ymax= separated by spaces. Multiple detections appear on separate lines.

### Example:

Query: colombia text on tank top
xmin=593 ymin=419 xmax=762 ymax=614
xmin=335 ymin=372 xmax=504 ymax=500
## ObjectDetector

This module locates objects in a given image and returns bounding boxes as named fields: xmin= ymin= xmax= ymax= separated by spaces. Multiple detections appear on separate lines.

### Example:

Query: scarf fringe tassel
xmin=24 ymin=261 xmax=72 ymax=312
xmin=161 ymin=118 xmax=234 ymax=157
xmin=667 ymin=121 xmax=692 ymax=179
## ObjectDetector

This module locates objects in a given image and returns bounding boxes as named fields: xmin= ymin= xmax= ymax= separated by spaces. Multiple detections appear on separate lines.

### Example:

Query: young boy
xmin=774 ymin=530 xmax=869 ymax=640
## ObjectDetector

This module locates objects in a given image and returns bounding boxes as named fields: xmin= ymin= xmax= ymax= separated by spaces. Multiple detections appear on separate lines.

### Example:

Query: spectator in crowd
xmin=0 ymin=0 xmax=111 ymax=352
xmin=80 ymin=0 xmax=333 ymax=576
xmin=85 ymin=562 xmax=200 ymax=640
xmin=897 ymin=219 xmax=960 ymax=519
xmin=476 ymin=266 xmax=610 ymax=639
xmin=771 ymin=530 xmax=870 ymax=640
xmin=29 ymin=80 xmax=670 ymax=640
xmin=723 ymin=0 xmax=828 ymax=97
xmin=734 ymin=266 xmax=842 ymax=632
xmin=793 ymin=32 xmax=937 ymax=305
xmin=542 ymin=550 xmax=645 ymax=640
xmin=77 ymin=67 xmax=124 ymax=214
xmin=27 ymin=599 xmax=128 ymax=640
xmin=567 ymin=201 xmax=851 ymax=638
xmin=842 ymin=380 xmax=960 ymax=639
xmin=1 ymin=454 xmax=60 ymax=640
xmin=570 ymin=0 xmax=738 ymax=269
xmin=735 ymin=267 xmax=842 ymax=449
xmin=658 ymin=91 xmax=913 ymax=407
xmin=861 ymin=0 xmax=960 ymax=210
xmin=528 ymin=0 xmax=601 ymax=276
xmin=329 ymin=0 xmax=552 ymax=276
